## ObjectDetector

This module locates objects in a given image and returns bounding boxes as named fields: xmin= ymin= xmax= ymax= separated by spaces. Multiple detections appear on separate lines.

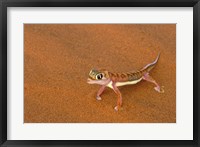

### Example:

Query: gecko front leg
xmin=96 ymin=85 xmax=106 ymax=100
xmin=112 ymin=82 xmax=123 ymax=111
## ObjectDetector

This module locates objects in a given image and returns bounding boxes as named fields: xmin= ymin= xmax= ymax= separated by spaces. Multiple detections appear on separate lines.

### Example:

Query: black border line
xmin=0 ymin=0 xmax=199 ymax=147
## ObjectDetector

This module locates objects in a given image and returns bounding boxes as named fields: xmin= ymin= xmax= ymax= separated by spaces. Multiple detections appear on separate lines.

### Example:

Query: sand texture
xmin=24 ymin=24 xmax=176 ymax=123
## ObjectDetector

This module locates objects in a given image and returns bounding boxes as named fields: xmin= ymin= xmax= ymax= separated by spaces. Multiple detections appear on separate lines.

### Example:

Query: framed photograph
xmin=0 ymin=0 xmax=199 ymax=146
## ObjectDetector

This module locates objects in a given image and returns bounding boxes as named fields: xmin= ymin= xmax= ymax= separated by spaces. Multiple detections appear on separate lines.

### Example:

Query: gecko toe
xmin=114 ymin=106 xmax=119 ymax=111
xmin=96 ymin=96 xmax=102 ymax=101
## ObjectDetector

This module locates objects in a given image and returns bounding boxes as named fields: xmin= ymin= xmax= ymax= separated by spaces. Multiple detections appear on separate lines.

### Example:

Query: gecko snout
xmin=87 ymin=78 xmax=94 ymax=84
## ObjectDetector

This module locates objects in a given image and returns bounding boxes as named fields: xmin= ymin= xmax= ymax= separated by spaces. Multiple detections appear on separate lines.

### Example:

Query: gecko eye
xmin=96 ymin=74 xmax=103 ymax=80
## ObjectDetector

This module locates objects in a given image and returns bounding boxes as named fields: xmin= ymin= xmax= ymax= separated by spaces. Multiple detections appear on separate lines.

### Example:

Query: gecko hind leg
xmin=142 ymin=73 xmax=164 ymax=93
xmin=96 ymin=85 xmax=106 ymax=100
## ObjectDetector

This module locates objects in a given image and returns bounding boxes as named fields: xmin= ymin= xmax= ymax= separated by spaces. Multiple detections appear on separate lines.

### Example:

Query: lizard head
xmin=87 ymin=69 xmax=110 ymax=85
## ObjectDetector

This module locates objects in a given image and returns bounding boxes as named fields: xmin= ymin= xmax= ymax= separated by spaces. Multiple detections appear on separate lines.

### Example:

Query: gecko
xmin=87 ymin=53 xmax=164 ymax=111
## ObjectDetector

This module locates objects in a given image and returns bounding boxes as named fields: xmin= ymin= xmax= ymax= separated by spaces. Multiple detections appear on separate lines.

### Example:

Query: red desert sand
xmin=24 ymin=24 xmax=176 ymax=123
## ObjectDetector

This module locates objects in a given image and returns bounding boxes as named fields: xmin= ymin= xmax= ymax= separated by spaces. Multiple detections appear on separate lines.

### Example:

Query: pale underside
xmin=106 ymin=78 xmax=143 ymax=89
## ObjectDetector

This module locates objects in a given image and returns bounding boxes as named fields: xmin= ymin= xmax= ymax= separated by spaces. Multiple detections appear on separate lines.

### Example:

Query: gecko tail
xmin=141 ymin=52 xmax=160 ymax=73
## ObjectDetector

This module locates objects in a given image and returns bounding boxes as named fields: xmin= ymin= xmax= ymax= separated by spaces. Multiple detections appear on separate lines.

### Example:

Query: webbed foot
xmin=96 ymin=96 xmax=102 ymax=100
xmin=154 ymin=86 xmax=164 ymax=93
xmin=114 ymin=106 xmax=123 ymax=111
